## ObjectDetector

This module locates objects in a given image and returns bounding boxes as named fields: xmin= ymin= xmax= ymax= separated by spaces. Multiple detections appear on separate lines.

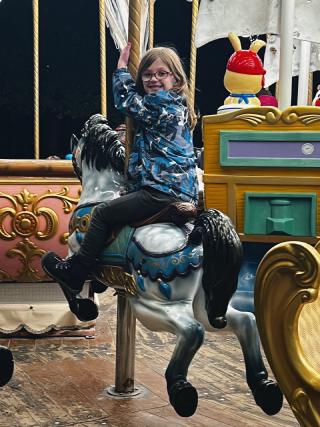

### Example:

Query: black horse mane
xmin=80 ymin=114 xmax=125 ymax=173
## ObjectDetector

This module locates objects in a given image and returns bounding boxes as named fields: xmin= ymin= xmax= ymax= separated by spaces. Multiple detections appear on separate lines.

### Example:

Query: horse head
xmin=71 ymin=114 xmax=126 ymax=205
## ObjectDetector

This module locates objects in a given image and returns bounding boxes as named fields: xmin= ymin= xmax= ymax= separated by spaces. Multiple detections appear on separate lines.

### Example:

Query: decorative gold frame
xmin=255 ymin=241 xmax=320 ymax=427
xmin=203 ymin=106 xmax=320 ymax=127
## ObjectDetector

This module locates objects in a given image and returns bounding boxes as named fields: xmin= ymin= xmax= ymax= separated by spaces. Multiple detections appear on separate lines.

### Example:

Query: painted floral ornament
xmin=218 ymin=32 xmax=266 ymax=113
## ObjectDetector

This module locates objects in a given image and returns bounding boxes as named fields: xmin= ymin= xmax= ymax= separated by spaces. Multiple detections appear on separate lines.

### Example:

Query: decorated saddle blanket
xmin=69 ymin=205 xmax=203 ymax=281
xmin=128 ymin=223 xmax=203 ymax=281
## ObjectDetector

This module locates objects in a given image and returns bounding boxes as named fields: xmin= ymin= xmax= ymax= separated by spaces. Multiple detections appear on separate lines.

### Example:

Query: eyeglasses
xmin=141 ymin=71 xmax=172 ymax=82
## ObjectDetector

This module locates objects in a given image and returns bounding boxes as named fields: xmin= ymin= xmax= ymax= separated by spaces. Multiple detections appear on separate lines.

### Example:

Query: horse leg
xmin=165 ymin=313 xmax=205 ymax=417
xmin=226 ymin=304 xmax=283 ymax=415
xmin=130 ymin=298 xmax=204 ymax=417
xmin=57 ymin=282 xmax=99 ymax=322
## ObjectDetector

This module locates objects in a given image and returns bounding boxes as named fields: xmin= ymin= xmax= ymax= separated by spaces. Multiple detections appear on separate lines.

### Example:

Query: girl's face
xmin=141 ymin=58 xmax=177 ymax=94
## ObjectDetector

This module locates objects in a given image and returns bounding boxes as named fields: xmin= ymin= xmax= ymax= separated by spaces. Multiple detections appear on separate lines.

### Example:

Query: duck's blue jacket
xmin=112 ymin=68 xmax=198 ymax=205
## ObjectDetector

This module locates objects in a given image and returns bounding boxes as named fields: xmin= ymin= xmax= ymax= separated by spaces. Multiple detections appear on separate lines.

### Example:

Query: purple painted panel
xmin=229 ymin=140 xmax=320 ymax=159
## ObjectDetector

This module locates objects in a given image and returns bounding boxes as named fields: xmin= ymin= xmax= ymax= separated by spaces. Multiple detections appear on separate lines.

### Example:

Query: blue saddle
xmin=70 ymin=206 xmax=203 ymax=283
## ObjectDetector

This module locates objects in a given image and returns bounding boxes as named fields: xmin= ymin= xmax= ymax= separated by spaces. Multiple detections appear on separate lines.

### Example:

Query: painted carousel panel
xmin=0 ymin=161 xmax=94 ymax=336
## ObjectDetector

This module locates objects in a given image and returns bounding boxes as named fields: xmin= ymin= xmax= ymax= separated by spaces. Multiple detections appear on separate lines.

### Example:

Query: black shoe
xmin=41 ymin=252 xmax=90 ymax=294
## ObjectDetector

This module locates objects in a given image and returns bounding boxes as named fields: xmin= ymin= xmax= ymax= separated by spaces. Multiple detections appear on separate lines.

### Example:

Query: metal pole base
xmin=105 ymin=385 xmax=146 ymax=398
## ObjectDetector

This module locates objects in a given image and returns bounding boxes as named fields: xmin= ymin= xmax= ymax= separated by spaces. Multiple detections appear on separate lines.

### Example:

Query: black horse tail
xmin=189 ymin=209 xmax=243 ymax=329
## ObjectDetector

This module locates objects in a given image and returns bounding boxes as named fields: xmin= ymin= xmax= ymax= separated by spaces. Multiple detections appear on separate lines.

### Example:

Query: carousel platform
xmin=0 ymin=292 xmax=298 ymax=427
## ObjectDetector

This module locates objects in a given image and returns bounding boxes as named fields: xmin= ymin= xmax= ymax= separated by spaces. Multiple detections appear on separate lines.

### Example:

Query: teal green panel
xmin=220 ymin=131 xmax=320 ymax=167
xmin=244 ymin=193 xmax=317 ymax=236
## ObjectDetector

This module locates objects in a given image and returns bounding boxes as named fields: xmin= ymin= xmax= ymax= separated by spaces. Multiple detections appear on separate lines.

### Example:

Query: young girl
xmin=42 ymin=43 xmax=199 ymax=294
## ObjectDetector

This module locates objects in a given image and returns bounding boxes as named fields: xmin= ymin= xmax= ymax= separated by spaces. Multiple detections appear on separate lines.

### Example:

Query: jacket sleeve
xmin=112 ymin=68 xmax=183 ymax=127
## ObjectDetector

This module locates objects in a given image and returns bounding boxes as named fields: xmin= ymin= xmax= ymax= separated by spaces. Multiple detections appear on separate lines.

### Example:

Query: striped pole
xmin=32 ymin=0 xmax=40 ymax=159
xmin=99 ymin=0 xmax=107 ymax=116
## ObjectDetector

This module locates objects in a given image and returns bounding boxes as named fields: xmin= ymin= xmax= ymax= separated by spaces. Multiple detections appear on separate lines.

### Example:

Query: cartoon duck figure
xmin=312 ymin=85 xmax=320 ymax=107
xmin=219 ymin=33 xmax=266 ymax=113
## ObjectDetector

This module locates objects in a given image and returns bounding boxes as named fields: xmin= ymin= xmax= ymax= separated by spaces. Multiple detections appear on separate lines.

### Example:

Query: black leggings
xmin=78 ymin=187 xmax=179 ymax=264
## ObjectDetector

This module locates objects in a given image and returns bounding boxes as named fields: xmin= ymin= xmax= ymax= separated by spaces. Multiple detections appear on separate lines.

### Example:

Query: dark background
xmin=0 ymin=0 xmax=319 ymax=159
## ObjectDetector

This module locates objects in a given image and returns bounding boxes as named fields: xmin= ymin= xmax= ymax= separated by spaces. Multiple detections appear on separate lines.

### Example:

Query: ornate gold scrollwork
xmin=60 ymin=232 xmax=69 ymax=245
xmin=2 ymin=238 xmax=46 ymax=282
xmin=95 ymin=265 xmax=138 ymax=296
xmin=203 ymin=106 xmax=320 ymax=128
xmin=292 ymin=388 xmax=320 ymax=427
xmin=0 ymin=269 xmax=13 ymax=282
xmin=237 ymin=110 xmax=281 ymax=126
xmin=0 ymin=187 xmax=79 ymax=241
xmin=204 ymin=107 xmax=282 ymax=126
xmin=0 ymin=187 xmax=80 ymax=282
xmin=282 ymin=107 xmax=320 ymax=126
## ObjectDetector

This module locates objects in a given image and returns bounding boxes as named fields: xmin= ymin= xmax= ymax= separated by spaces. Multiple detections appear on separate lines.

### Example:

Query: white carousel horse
xmin=60 ymin=114 xmax=283 ymax=417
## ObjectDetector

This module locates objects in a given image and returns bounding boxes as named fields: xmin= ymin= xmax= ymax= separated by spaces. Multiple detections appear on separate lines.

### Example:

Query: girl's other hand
xmin=117 ymin=42 xmax=131 ymax=69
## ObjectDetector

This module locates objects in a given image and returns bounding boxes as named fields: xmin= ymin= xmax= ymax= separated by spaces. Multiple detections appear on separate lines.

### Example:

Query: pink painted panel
xmin=0 ymin=182 xmax=80 ymax=282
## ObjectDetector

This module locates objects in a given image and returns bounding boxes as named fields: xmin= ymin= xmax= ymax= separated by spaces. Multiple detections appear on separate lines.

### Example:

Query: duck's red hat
xmin=227 ymin=33 xmax=266 ymax=76
xmin=227 ymin=50 xmax=266 ymax=76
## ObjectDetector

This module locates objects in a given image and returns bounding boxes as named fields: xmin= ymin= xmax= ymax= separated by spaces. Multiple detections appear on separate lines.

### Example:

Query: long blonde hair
xmin=136 ymin=47 xmax=197 ymax=130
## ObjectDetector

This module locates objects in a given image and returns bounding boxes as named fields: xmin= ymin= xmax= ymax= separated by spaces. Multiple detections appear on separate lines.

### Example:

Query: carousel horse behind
xmin=43 ymin=114 xmax=283 ymax=418
xmin=0 ymin=346 xmax=13 ymax=387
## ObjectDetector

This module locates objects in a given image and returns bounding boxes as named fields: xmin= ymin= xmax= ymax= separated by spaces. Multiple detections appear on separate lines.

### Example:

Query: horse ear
xmin=70 ymin=134 xmax=79 ymax=153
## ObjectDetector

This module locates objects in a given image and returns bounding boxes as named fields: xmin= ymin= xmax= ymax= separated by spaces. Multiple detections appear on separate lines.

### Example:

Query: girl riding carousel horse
xmin=41 ymin=41 xmax=284 ymax=419
xmin=42 ymin=42 xmax=235 ymax=324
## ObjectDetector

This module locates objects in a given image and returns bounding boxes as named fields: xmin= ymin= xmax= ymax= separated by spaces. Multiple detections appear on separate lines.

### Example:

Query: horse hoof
xmin=75 ymin=299 xmax=99 ymax=322
xmin=90 ymin=279 xmax=107 ymax=294
xmin=0 ymin=347 xmax=14 ymax=387
xmin=211 ymin=316 xmax=227 ymax=329
xmin=253 ymin=379 xmax=283 ymax=415
xmin=169 ymin=380 xmax=198 ymax=417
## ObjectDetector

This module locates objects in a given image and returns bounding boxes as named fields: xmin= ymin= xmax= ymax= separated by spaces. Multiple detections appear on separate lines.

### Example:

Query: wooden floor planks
xmin=0 ymin=291 xmax=299 ymax=427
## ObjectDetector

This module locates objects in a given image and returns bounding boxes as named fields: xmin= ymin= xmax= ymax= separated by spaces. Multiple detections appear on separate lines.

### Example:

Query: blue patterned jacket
xmin=112 ymin=68 xmax=198 ymax=205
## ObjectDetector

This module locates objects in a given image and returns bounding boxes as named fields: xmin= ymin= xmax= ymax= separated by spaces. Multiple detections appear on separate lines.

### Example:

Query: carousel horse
xmin=0 ymin=346 xmax=13 ymax=387
xmin=44 ymin=114 xmax=283 ymax=417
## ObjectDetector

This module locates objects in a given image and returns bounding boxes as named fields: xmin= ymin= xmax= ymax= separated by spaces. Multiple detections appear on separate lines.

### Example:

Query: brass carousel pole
xmin=148 ymin=0 xmax=155 ymax=49
xmin=99 ymin=0 xmax=107 ymax=116
xmin=112 ymin=0 xmax=143 ymax=397
xmin=32 ymin=0 xmax=40 ymax=159
xmin=189 ymin=0 xmax=199 ymax=110
xmin=124 ymin=0 xmax=142 ymax=170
